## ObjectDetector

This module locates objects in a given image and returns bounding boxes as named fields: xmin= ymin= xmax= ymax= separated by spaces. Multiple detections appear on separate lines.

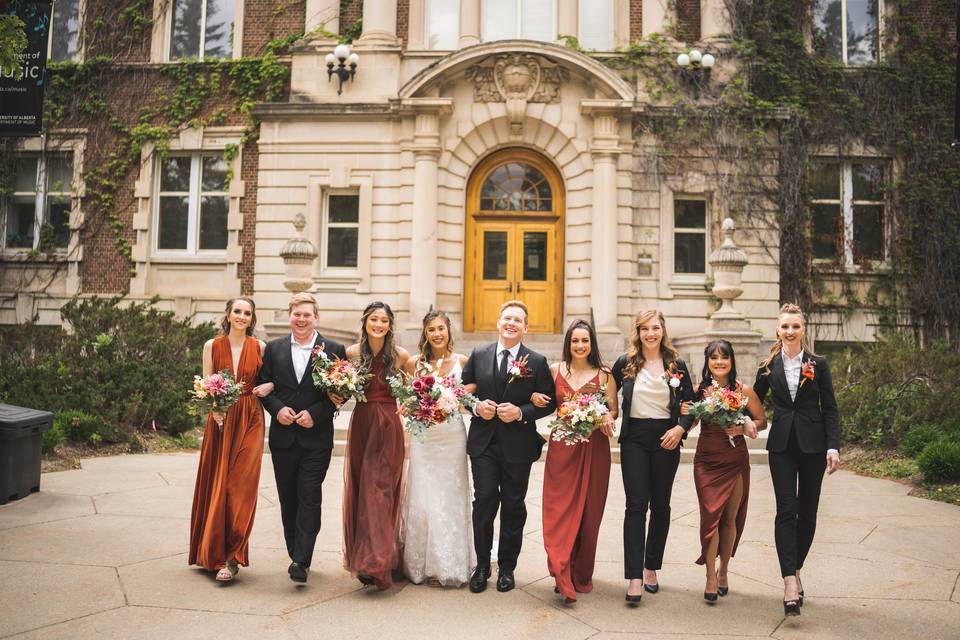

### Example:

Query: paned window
xmin=809 ymin=160 xmax=886 ymax=264
xmin=1 ymin=153 xmax=73 ymax=250
xmin=426 ymin=0 xmax=460 ymax=49
xmin=674 ymin=199 xmax=707 ymax=274
xmin=169 ymin=0 xmax=235 ymax=60
xmin=482 ymin=0 xmax=555 ymax=42
xmin=579 ymin=0 xmax=613 ymax=50
xmin=323 ymin=192 xmax=359 ymax=268
xmin=813 ymin=0 xmax=881 ymax=65
xmin=155 ymin=154 xmax=229 ymax=253
xmin=49 ymin=0 xmax=82 ymax=62
xmin=479 ymin=163 xmax=552 ymax=212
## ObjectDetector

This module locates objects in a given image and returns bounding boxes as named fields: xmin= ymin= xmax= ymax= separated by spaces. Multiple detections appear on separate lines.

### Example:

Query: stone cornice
xmin=250 ymin=102 xmax=397 ymax=120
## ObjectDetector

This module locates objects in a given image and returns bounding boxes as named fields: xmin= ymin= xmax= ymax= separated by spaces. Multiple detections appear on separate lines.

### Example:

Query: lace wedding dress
xmin=401 ymin=360 xmax=475 ymax=586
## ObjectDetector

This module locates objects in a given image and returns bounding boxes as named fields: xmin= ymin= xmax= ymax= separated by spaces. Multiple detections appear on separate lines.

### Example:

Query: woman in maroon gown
xmin=685 ymin=340 xmax=765 ymax=602
xmin=189 ymin=297 xmax=272 ymax=582
xmin=342 ymin=301 xmax=410 ymax=590
xmin=533 ymin=320 xmax=617 ymax=603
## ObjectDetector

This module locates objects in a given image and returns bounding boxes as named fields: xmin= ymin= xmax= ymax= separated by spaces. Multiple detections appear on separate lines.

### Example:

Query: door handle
xmin=516 ymin=282 xmax=522 ymax=293
xmin=504 ymin=282 xmax=513 ymax=292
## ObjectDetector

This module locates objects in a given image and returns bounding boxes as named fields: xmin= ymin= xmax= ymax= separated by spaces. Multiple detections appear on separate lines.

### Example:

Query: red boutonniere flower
xmin=311 ymin=342 xmax=327 ymax=359
xmin=799 ymin=360 xmax=816 ymax=388
xmin=507 ymin=354 xmax=532 ymax=384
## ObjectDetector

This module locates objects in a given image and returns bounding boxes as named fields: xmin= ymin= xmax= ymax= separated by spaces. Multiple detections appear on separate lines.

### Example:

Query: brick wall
xmin=630 ymin=0 xmax=642 ymax=43
xmin=397 ymin=0 xmax=409 ymax=48
xmin=243 ymin=0 xmax=307 ymax=55
xmin=340 ymin=0 xmax=363 ymax=36
xmin=675 ymin=0 xmax=701 ymax=42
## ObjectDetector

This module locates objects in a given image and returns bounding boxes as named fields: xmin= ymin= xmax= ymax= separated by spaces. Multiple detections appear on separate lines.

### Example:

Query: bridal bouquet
xmin=548 ymin=387 xmax=610 ymax=446
xmin=189 ymin=370 xmax=245 ymax=428
xmin=311 ymin=345 xmax=373 ymax=403
xmin=388 ymin=364 xmax=478 ymax=442
xmin=688 ymin=386 xmax=750 ymax=446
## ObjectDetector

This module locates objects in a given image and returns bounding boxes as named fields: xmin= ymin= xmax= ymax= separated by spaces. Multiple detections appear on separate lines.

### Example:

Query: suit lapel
xmin=770 ymin=354 xmax=793 ymax=405
xmin=299 ymin=333 xmax=325 ymax=389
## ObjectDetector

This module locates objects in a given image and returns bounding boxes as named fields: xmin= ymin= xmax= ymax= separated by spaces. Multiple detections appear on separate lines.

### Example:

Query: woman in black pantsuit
xmin=612 ymin=310 xmax=694 ymax=604
xmin=753 ymin=303 xmax=840 ymax=616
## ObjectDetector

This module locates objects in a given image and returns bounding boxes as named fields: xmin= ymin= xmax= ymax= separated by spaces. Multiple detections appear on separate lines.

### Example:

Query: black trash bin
xmin=0 ymin=404 xmax=54 ymax=505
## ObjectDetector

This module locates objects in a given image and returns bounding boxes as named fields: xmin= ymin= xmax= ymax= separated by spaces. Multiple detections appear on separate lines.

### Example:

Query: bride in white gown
xmin=401 ymin=310 xmax=476 ymax=586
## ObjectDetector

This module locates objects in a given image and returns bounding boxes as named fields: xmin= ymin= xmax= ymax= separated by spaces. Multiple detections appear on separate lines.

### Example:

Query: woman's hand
xmin=328 ymin=392 xmax=345 ymax=407
xmin=252 ymin=382 xmax=274 ymax=398
xmin=660 ymin=425 xmax=685 ymax=450
xmin=599 ymin=413 xmax=615 ymax=438
xmin=531 ymin=392 xmax=551 ymax=408
xmin=743 ymin=417 xmax=758 ymax=439
xmin=679 ymin=401 xmax=692 ymax=416
xmin=211 ymin=411 xmax=225 ymax=429
xmin=724 ymin=425 xmax=744 ymax=438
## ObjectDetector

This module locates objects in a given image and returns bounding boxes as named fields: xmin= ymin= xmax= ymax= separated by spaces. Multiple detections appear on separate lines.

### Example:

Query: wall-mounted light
xmin=676 ymin=49 xmax=715 ymax=99
xmin=326 ymin=44 xmax=359 ymax=95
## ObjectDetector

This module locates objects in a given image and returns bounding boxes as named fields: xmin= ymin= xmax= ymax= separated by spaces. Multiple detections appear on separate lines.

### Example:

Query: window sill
xmin=1 ymin=250 xmax=70 ymax=263
xmin=314 ymin=272 xmax=363 ymax=292
xmin=812 ymin=261 xmax=891 ymax=276
xmin=149 ymin=254 xmax=230 ymax=265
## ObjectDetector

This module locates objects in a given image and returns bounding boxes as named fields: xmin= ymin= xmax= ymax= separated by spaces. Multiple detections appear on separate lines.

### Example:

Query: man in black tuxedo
xmin=461 ymin=300 xmax=555 ymax=593
xmin=258 ymin=293 xmax=345 ymax=583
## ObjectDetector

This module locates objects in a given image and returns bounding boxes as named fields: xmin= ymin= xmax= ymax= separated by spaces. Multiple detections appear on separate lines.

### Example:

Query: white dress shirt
xmin=496 ymin=341 xmax=521 ymax=371
xmin=782 ymin=349 xmax=804 ymax=402
xmin=291 ymin=331 xmax=319 ymax=383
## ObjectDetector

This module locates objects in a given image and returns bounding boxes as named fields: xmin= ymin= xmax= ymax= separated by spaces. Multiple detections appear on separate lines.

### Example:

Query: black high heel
xmin=643 ymin=583 xmax=659 ymax=594
xmin=717 ymin=585 xmax=729 ymax=596
xmin=704 ymin=591 xmax=718 ymax=603
xmin=783 ymin=599 xmax=801 ymax=616
xmin=795 ymin=574 xmax=804 ymax=607
xmin=625 ymin=592 xmax=642 ymax=604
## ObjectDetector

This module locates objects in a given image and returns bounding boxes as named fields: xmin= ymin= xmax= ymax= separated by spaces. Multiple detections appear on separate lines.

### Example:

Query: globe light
xmin=348 ymin=53 xmax=359 ymax=66
xmin=689 ymin=49 xmax=702 ymax=63
xmin=677 ymin=53 xmax=690 ymax=67
xmin=325 ymin=53 xmax=336 ymax=66
xmin=334 ymin=44 xmax=350 ymax=61
xmin=701 ymin=53 xmax=715 ymax=68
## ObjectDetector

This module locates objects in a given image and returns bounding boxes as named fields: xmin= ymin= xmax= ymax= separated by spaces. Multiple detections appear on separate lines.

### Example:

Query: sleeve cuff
xmin=827 ymin=448 xmax=839 ymax=455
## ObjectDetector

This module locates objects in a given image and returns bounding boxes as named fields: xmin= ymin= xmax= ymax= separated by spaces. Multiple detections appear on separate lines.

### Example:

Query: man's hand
xmin=328 ymin=391 xmax=345 ymax=407
xmin=530 ymin=392 xmax=551 ymax=408
xmin=826 ymin=450 xmax=840 ymax=474
xmin=496 ymin=402 xmax=522 ymax=423
xmin=295 ymin=410 xmax=314 ymax=429
xmin=277 ymin=406 xmax=297 ymax=425
xmin=475 ymin=399 xmax=497 ymax=420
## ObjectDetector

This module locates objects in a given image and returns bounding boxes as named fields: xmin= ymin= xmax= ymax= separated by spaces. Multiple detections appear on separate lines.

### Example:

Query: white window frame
xmin=47 ymin=0 xmax=85 ymax=62
xmin=307 ymin=173 xmax=372 ymax=292
xmin=1 ymin=150 xmax=78 ymax=254
xmin=320 ymin=190 xmax=361 ymax=270
xmin=424 ymin=0 xmax=461 ymax=50
xmin=578 ymin=0 xmax=613 ymax=51
xmin=814 ymin=0 xmax=885 ymax=65
xmin=481 ymin=0 xmax=557 ymax=42
xmin=672 ymin=197 xmax=708 ymax=276
xmin=152 ymin=153 xmax=230 ymax=256
xmin=153 ymin=0 xmax=244 ymax=62
xmin=810 ymin=159 xmax=887 ymax=266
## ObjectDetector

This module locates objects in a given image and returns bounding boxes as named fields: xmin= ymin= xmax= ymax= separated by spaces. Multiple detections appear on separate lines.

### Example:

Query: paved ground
xmin=1 ymin=451 xmax=959 ymax=640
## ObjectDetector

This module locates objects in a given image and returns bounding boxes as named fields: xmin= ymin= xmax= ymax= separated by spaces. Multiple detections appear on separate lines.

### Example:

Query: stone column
xmin=557 ymin=0 xmax=577 ymax=40
xmin=459 ymin=0 xmax=481 ymax=47
xmin=409 ymin=111 xmax=442 ymax=322
xmin=305 ymin=0 xmax=339 ymax=34
xmin=358 ymin=0 xmax=399 ymax=46
xmin=700 ymin=0 xmax=730 ymax=40
xmin=589 ymin=112 xmax=622 ymax=330
xmin=642 ymin=0 xmax=670 ymax=38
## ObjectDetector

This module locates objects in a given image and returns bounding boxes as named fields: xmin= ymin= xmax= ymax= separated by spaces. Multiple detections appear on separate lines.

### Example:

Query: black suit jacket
xmin=611 ymin=354 xmax=695 ymax=442
xmin=753 ymin=353 xmax=840 ymax=454
xmin=461 ymin=342 xmax=555 ymax=464
xmin=258 ymin=333 xmax=347 ymax=450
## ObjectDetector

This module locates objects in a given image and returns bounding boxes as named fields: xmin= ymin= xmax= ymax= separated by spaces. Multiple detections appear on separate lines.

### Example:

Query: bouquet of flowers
xmin=388 ymin=362 xmax=478 ymax=442
xmin=189 ymin=370 xmax=245 ymax=428
xmin=548 ymin=387 xmax=610 ymax=446
xmin=310 ymin=344 xmax=373 ymax=403
xmin=688 ymin=386 xmax=750 ymax=446
xmin=507 ymin=354 xmax=532 ymax=384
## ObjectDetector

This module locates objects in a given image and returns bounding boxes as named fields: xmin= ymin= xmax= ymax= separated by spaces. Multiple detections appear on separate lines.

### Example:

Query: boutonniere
xmin=507 ymin=354 xmax=532 ymax=384
xmin=311 ymin=342 xmax=326 ymax=360
xmin=799 ymin=359 xmax=816 ymax=388
xmin=664 ymin=370 xmax=683 ymax=389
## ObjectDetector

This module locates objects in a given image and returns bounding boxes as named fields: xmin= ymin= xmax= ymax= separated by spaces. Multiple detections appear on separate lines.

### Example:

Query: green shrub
xmin=0 ymin=296 xmax=216 ymax=439
xmin=42 ymin=422 xmax=65 ymax=451
xmin=900 ymin=424 xmax=941 ymax=458
xmin=917 ymin=441 xmax=960 ymax=483
xmin=54 ymin=409 xmax=118 ymax=443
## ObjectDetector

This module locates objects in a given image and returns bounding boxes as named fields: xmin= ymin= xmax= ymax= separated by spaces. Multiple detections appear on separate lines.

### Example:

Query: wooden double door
xmin=464 ymin=149 xmax=564 ymax=333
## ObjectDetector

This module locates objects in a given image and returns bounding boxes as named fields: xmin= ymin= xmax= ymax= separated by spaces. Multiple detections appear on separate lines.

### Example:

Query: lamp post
xmin=326 ymin=44 xmax=359 ymax=95
xmin=676 ymin=49 xmax=715 ymax=100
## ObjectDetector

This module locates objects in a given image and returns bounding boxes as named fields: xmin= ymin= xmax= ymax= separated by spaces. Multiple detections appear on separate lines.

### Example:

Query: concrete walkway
xmin=1 ymin=453 xmax=958 ymax=640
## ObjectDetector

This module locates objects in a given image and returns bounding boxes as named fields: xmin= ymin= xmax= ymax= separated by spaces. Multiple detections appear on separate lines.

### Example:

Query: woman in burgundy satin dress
xmin=533 ymin=320 xmax=617 ymax=603
xmin=342 ymin=302 xmax=410 ymax=590
xmin=685 ymin=340 xmax=765 ymax=602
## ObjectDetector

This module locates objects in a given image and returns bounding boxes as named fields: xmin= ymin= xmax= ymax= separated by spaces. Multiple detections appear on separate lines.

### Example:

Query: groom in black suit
xmin=258 ymin=293 xmax=346 ymax=583
xmin=461 ymin=300 xmax=555 ymax=593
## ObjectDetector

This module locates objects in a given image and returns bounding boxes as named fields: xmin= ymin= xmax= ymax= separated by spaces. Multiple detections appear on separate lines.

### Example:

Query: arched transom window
xmin=479 ymin=162 xmax=553 ymax=212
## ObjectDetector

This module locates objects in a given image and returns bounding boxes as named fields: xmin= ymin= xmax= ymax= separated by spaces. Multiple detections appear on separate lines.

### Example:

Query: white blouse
xmin=629 ymin=368 xmax=671 ymax=419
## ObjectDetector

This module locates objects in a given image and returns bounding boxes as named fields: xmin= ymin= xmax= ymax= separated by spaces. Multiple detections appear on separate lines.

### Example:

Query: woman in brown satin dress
xmin=685 ymin=340 xmax=765 ymax=602
xmin=342 ymin=301 xmax=410 ymax=590
xmin=189 ymin=297 xmax=272 ymax=582
xmin=532 ymin=320 xmax=617 ymax=603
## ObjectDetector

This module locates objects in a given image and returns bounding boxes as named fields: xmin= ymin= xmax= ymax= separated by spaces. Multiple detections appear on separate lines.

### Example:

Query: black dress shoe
xmin=496 ymin=570 xmax=515 ymax=592
xmin=783 ymin=599 xmax=801 ymax=616
xmin=643 ymin=583 xmax=659 ymax=594
xmin=469 ymin=566 xmax=490 ymax=593
xmin=704 ymin=591 xmax=718 ymax=603
xmin=288 ymin=562 xmax=308 ymax=583
xmin=798 ymin=590 xmax=804 ymax=607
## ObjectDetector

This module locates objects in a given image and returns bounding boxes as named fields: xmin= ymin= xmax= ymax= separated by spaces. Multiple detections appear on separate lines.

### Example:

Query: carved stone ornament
xmin=465 ymin=54 xmax=569 ymax=135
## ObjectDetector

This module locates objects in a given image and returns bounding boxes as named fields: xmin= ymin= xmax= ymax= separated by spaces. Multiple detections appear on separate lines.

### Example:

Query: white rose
xmin=509 ymin=366 xmax=521 ymax=376
xmin=669 ymin=377 xmax=680 ymax=388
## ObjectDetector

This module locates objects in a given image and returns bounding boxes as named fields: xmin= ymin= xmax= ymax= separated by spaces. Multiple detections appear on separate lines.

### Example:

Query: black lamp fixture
xmin=676 ymin=49 xmax=715 ymax=100
xmin=326 ymin=44 xmax=359 ymax=95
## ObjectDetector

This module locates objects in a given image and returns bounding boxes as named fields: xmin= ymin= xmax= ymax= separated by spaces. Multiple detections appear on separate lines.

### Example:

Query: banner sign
xmin=0 ymin=1 xmax=53 ymax=136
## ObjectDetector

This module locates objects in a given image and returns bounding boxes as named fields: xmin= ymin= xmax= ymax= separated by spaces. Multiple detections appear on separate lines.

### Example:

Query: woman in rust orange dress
xmin=342 ymin=301 xmax=410 ymax=590
xmin=532 ymin=320 xmax=617 ymax=603
xmin=685 ymin=340 xmax=765 ymax=602
xmin=189 ymin=297 xmax=272 ymax=582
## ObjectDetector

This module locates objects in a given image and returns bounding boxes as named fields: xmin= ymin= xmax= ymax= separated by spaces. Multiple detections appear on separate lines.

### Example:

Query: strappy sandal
xmin=215 ymin=561 xmax=239 ymax=582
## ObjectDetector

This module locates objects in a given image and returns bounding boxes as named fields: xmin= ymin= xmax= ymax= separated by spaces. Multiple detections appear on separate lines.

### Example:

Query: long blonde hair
xmin=623 ymin=310 xmax=682 ymax=380
xmin=759 ymin=303 xmax=818 ymax=371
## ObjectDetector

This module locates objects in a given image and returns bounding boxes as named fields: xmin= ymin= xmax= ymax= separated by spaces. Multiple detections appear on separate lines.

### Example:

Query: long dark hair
xmin=359 ymin=301 xmax=399 ymax=379
xmin=698 ymin=339 xmax=738 ymax=399
xmin=418 ymin=309 xmax=454 ymax=363
xmin=561 ymin=319 xmax=608 ymax=376
xmin=219 ymin=297 xmax=257 ymax=337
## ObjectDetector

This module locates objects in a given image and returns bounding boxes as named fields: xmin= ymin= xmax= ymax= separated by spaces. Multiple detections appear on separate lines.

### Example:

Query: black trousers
xmin=470 ymin=440 xmax=533 ymax=573
xmin=619 ymin=418 xmax=681 ymax=578
xmin=768 ymin=427 xmax=827 ymax=578
xmin=271 ymin=441 xmax=332 ymax=567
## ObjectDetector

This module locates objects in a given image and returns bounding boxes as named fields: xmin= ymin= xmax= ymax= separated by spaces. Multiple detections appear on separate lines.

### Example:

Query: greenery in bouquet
xmin=549 ymin=387 xmax=609 ymax=446
xmin=388 ymin=365 xmax=478 ymax=442
xmin=310 ymin=344 xmax=373 ymax=403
